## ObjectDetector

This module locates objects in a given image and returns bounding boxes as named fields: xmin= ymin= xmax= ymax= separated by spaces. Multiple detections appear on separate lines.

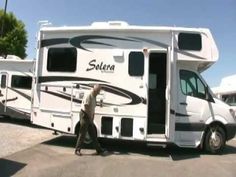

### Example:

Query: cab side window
xmin=180 ymin=70 xmax=206 ymax=99
xmin=222 ymin=94 xmax=236 ymax=106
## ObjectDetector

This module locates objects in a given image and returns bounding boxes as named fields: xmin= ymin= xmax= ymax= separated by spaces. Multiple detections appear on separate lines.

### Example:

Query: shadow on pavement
xmin=0 ymin=158 xmax=27 ymax=177
xmin=42 ymin=135 xmax=236 ymax=160
xmin=219 ymin=144 xmax=236 ymax=155
xmin=0 ymin=116 xmax=45 ymax=129
xmin=42 ymin=134 xmax=77 ymax=148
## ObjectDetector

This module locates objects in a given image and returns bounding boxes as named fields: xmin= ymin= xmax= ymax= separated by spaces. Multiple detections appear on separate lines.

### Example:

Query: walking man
xmin=75 ymin=84 xmax=105 ymax=155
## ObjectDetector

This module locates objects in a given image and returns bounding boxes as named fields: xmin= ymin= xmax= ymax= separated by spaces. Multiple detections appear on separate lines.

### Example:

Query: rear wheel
xmin=204 ymin=126 xmax=226 ymax=154
xmin=84 ymin=132 xmax=92 ymax=144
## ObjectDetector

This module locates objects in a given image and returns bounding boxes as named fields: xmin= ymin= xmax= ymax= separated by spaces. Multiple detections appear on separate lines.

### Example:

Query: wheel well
xmin=74 ymin=121 xmax=98 ymax=135
xmin=206 ymin=121 xmax=226 ymax=133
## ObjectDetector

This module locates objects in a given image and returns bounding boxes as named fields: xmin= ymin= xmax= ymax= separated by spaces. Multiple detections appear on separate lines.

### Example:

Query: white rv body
xmin=32 ymin=22 xmax=236 ymax=152
xmin=212 ymin=74 xmax=236 ymax=111
xmin=0 ymin=57 xmax=34 ymax=119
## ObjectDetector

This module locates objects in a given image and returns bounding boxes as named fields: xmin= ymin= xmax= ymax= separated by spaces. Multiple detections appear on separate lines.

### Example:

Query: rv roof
xmin=212 ymin=74 xmax=236 ymax=94
xmin=40 ymin=21 xmax=209 ymax=34
xmin=220 ymin=75 xmax=236 ymax=87
xmin=0 ymin=55 xmax=22 ymax=60
xmin=0 ymin=59 xmax=34 ymax=64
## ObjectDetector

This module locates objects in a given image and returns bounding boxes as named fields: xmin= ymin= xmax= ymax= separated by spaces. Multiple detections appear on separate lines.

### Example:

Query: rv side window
xmin=11 ymin=75 xmax=32 ymax=90
xmin=178 ymin=33 xmax=202 ymax=51
xmin=1 ymin=75 xmax=7 ymax=88
xmin=180 ymin=70 xmax=207 ymax=99
xmin=128 ymin=52 xmax=144 ymax=76
xmin=47 ymin=48 xmax=77 ymax=72
xmin=222 ymin=94 xmax=236 ymax=106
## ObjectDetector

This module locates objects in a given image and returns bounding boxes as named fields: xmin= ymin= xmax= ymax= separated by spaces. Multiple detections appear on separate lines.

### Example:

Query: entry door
xmin=165 ymin=47 xmax=172 ymax=138
xmin=147 ymin=50 xmax=171 ymax=138
xmin=0 ymin=73 xmax=8 ymax=112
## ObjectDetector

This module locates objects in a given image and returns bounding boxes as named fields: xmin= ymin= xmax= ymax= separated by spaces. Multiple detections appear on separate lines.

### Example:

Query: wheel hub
xmin=209 ymin=132 xmax=221 ymax=149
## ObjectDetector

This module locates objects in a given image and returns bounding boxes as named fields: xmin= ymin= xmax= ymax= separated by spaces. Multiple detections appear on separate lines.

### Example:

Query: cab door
xmin=176 ymin=69 xmax=210 ymax=145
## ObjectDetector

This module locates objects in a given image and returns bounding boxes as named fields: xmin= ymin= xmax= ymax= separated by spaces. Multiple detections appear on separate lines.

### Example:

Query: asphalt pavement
xmin=0 ymin=117 xmax=54 ymax=158
xmin=0 ymin=117 xmax=236 ymax=177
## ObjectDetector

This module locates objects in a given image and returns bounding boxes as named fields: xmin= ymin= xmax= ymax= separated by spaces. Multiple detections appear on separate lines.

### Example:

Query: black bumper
xmin=225 ymin=124 xmax=236 ymax=141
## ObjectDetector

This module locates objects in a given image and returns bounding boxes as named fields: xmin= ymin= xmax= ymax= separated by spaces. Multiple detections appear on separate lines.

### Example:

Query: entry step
xmin=146 ymin=134 xmax=167 ymax=142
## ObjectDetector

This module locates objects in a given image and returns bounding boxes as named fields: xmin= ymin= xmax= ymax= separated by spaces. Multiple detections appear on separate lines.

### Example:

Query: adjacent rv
xmin=212 ymin=74 xmax=236 ymax=111
xmin=0 ymin=56 xmax=34 ymax=119
xmin=31 ymin=21 xmax=236 ymax=153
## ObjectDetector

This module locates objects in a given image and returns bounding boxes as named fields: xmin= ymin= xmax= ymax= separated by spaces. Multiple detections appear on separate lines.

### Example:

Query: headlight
xmin=229 ymin=109 xmax=236 ymax=120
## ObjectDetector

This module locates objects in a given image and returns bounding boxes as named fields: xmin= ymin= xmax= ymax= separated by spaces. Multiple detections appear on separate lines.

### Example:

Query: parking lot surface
xmin=0 ymin=118 xmax=236 ymax=177
xmin=0 ymin=117 xmax=54 ymax=158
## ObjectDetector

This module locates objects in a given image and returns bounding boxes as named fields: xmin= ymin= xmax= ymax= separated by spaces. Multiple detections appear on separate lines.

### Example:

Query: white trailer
xmin=0 ymin=56 xmax=35 ymax=119
xmin=212 ymin=74 xmax=236 ymax=111
xmin=31 ymin=21 xmax=236 ymax=153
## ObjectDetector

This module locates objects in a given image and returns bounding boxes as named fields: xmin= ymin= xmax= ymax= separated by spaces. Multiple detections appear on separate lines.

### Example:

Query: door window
xmin=128 ymin=52 xmax=144 ymax=76
xmin=1 ymin=75 xmax=7 ymax=89
xmin=180 ymin=70 xmax=207 ymax=100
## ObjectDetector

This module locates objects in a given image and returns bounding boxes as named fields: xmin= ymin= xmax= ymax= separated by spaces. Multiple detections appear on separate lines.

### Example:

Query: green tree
xmin=0 ymin=9 xmax=27 ymax=59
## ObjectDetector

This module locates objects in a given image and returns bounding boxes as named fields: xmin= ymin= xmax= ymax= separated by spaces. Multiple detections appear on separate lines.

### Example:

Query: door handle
xmin=180 ymin=102 xmax=188 ymax=106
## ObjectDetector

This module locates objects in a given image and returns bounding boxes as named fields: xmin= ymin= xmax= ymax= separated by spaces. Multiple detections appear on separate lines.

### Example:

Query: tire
xmin=204 ymin=126 xmax=226 ymax=154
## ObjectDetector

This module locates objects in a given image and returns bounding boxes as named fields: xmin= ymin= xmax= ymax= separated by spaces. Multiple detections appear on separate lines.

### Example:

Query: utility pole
xmin=1 ymin=0 xmax=8 ymax=37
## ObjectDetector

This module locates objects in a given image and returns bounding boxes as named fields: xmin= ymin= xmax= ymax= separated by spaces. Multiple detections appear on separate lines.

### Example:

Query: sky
xmin=0 ymin=0 xmax=235 ymax=87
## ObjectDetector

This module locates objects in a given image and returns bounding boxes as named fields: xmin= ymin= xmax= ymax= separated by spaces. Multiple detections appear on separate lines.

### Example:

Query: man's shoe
xmin=75 ymin=149 xmax=82 ymax=156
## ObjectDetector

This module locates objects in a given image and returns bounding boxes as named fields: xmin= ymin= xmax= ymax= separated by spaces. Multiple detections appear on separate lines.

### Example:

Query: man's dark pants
xmin=75 ymin=110 xmax=102 ymax=152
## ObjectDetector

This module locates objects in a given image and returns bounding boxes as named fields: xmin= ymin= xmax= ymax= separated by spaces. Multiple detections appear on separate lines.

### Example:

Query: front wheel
xmin=204 ymin=126 xmax=226 ymax=154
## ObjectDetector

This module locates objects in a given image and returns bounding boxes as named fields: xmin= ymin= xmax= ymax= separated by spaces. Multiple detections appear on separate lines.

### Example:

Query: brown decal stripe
xmin=38 ymin=76 xmax=108 ymax=83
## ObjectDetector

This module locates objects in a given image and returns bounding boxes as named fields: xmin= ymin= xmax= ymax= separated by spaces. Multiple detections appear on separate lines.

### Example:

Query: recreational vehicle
xmin=31 ymin=21 xmax=236 ymax=153
xmin=0 ymin=56 xmax=34 ymax=119
xmin=212 ymin=74 xmax=236 ymax=111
